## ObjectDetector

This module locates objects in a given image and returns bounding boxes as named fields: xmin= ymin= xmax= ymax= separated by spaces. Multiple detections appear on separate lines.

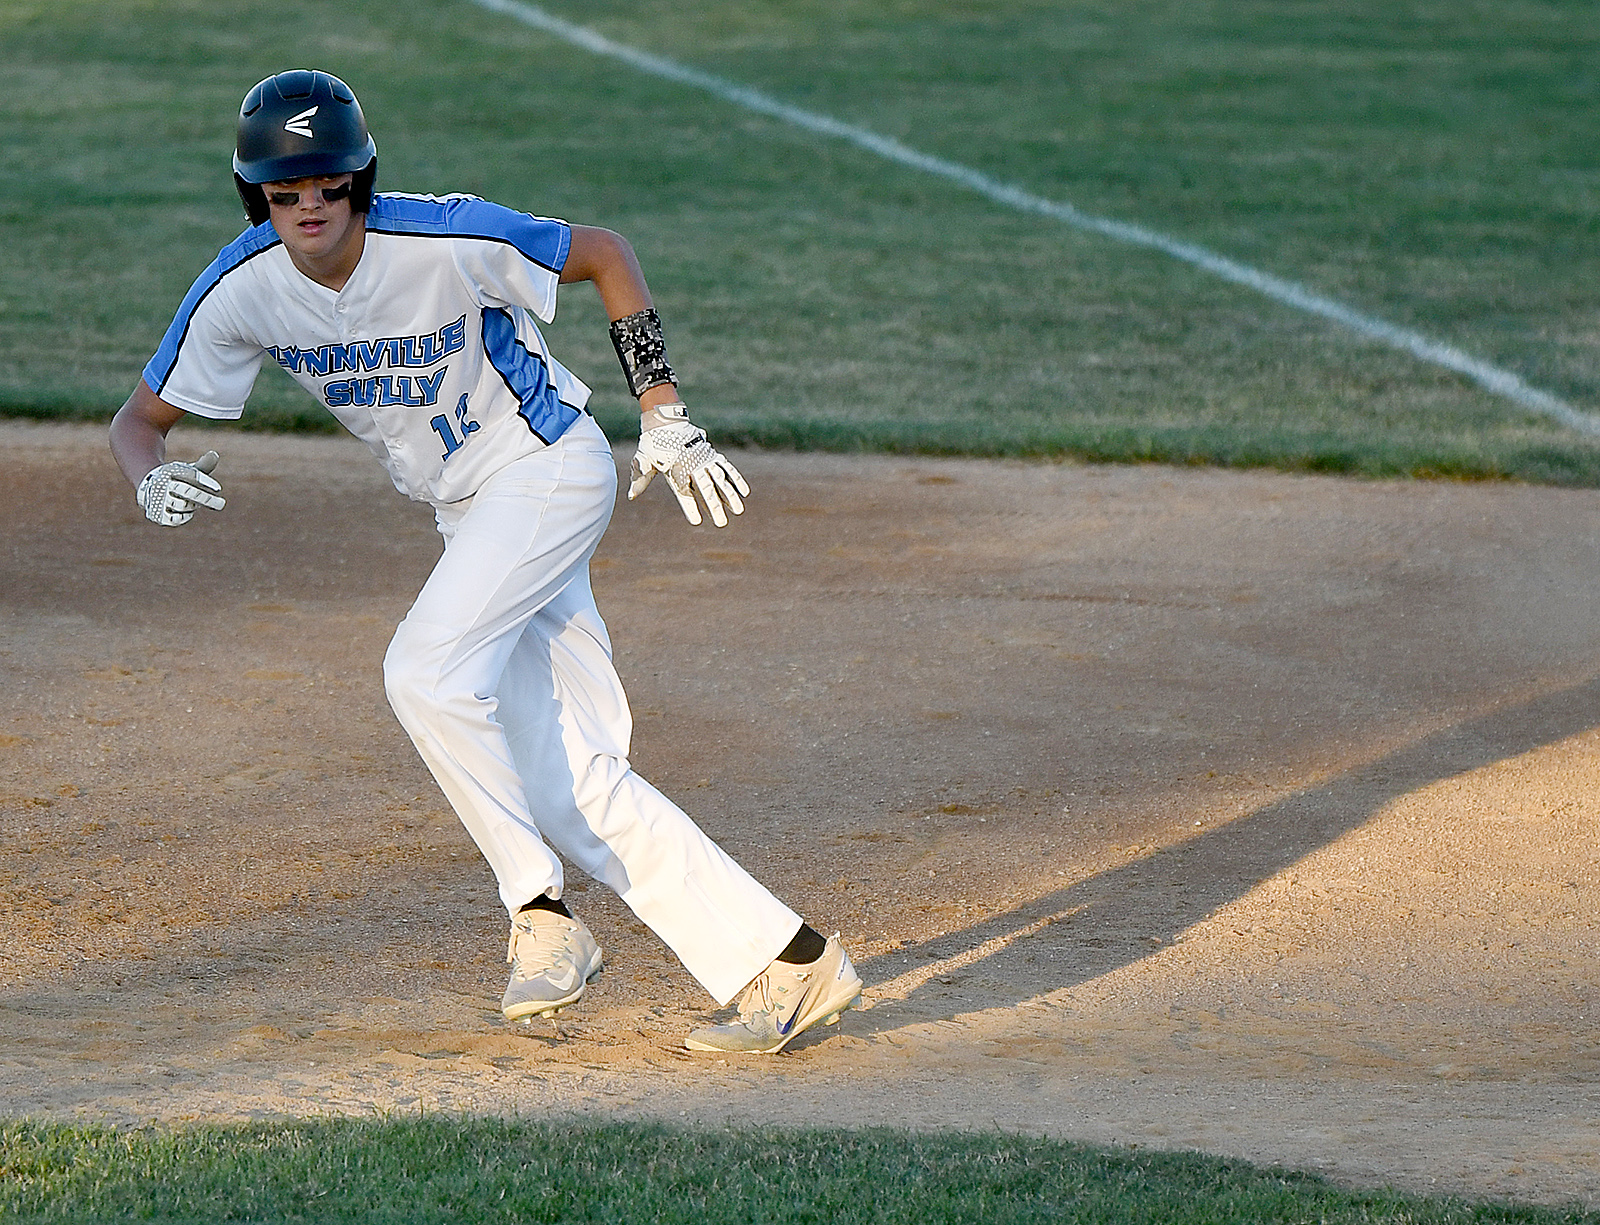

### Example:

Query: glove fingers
xmin=717 ymin=456 xmax=750 ymax=499
xmin=692 ymin=469 xmax=729 ymax=528
xmin=664 ymin=468 xmax=704 ymax=526
xmin=181 ymin=468 xmax=223 ymax=495
xmin=707 ymin=466 xmax=745 ymax=518
xmin=167 ymin=489 xmax=225 ymax=513
xmin=168 ymin=478 xmax=226 ymax=512
xmin=671 ymin=485 xmax=703 ymax=526
xmin=627 ymin=457 xmax=657 ymax=501
xmin=195 ymin=451 xmax=220 ymax=475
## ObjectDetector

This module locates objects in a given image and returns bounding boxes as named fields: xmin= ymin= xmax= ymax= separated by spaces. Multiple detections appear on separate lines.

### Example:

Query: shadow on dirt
xmin=4 ymin=673 xmax=1596 ymax=1057
xmin=844 ymin=674 xmax=1600 ymax=1037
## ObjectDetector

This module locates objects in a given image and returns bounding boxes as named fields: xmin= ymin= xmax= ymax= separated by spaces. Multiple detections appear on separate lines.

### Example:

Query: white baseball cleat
xmin=500 ymin=908 xmax=603 ymax=1022
xmin=684 ymin=934 xmax=862 ymax=1054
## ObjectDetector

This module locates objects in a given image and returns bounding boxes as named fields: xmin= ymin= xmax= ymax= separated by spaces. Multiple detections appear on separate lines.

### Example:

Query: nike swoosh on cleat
xmin=775 ymin=986 xmax=813 ymax=1035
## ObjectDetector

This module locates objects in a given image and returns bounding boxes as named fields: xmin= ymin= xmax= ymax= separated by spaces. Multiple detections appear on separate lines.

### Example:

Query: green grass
xmin=1 ymin=1117 xmax=1593 ymax=1224
xmin=3 ymin=0 xmax=1599 ymax=480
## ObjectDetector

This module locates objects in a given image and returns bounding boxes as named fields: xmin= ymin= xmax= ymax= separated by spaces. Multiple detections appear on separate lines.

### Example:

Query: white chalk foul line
xmin=472 ymin=0 xmax=1598 ymax=436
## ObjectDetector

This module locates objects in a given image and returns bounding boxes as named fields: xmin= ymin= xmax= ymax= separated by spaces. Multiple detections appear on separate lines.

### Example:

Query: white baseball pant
xmin=382 ymin=414 xmax=801 ymax=1005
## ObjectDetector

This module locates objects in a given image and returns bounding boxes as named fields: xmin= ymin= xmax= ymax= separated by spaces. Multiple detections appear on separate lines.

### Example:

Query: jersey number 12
xmin=431 ymin=393 xmax=481 ymax=460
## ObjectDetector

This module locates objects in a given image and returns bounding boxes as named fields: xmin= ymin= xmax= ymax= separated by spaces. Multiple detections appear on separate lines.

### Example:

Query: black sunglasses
xmin=266 ymin=180 xmax=353 ymax=208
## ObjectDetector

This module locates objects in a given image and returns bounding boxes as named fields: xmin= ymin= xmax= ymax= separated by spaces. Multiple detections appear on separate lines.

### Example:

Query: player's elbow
xmin=561 ymin=224 xmax=638 ymax=285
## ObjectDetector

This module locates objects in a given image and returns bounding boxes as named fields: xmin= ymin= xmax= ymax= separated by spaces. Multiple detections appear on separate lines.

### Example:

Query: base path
xmin=1 ymin=421 xmax=1597 ymax=1206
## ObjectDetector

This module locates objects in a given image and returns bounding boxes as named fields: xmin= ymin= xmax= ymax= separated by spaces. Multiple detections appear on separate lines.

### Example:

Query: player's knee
xmin=569 ymin=753 xmax=619 ymax=810
xmin=383 ymin=620 xmax=448 ymax=723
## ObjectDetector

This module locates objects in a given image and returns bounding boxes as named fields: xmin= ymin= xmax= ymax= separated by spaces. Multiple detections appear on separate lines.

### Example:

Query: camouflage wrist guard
xmin=609 ymin=307 xmax=677 ymax=398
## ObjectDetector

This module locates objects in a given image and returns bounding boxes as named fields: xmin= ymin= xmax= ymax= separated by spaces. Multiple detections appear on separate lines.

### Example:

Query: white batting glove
xmin=136 ymin=450 xmax=225 ymax=527
xmin=628 ymin=403 xmax=748 ymax=528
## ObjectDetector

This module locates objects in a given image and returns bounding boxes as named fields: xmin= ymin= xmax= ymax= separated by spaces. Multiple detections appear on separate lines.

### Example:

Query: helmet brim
xmin=231 ymin=140 xmax=378 ymax=186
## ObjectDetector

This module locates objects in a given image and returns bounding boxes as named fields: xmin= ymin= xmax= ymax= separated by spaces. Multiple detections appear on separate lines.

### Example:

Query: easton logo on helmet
xmin=284 ymin=106 xmax=318 ymax=138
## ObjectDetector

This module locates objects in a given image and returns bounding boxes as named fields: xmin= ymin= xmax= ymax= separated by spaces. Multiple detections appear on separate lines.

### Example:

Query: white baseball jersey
xmin=144 ymin=192 xmax=592 ymax=505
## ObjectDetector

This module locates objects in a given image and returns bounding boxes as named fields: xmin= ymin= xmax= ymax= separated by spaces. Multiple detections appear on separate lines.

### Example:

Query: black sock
xmin=518 ymin=895 xmax=571 ymax=919
xmin=775 ymin=923 xmax=827 ymax=965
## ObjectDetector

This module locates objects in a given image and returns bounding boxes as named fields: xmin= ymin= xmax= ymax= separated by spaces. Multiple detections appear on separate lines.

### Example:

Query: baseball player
xmin=108 ymin=69 xmax=861 ymax=1055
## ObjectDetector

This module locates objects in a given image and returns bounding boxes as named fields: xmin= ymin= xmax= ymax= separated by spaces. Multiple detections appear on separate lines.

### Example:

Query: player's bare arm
xmin=109 ymin=380 xmax=185 ymax=483
xmin=561 ymin=224 xmax=750 ymax=527
xmin=558 ymin=228 xmax=653 ymax=326
xmin=559 ymin=225 xmax=676 ymax=411
xmin=109 ymin=381 xmax=225 ymax=527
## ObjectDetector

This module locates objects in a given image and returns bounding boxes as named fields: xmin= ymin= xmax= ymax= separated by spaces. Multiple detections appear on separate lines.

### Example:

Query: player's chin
xmin=284 ymin=227 xmax=340 ymax=258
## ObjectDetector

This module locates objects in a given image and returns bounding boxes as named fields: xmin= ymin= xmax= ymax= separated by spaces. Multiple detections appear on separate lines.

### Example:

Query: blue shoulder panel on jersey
xmin=365 ymin=194 xmax=571 ymax=274
xmin=145 ymin=224 xmax=282 ymax=395
xmin=481 ymin=308 xmax=582 ymax=445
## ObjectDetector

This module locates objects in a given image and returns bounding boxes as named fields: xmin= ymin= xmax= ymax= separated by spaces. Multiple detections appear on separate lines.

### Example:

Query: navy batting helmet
xmin=233 ymin=70 xmax=378 ymax=224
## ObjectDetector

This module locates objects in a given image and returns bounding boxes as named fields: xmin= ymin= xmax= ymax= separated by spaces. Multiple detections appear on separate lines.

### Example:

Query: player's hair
xmin=232 ymin=69 xmax=379 ymax=226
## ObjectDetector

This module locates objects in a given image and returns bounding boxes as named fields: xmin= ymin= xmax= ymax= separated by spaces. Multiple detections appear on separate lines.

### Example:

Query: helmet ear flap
xmin=351 ymin=157 xmax=377 ymax=214
xmin=235 ymin=173 xmax=269 ymax=226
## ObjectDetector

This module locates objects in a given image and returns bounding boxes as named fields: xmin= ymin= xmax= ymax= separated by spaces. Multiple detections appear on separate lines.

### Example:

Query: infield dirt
xmin=2 ymin=420 xmax=1597 ymax=1206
